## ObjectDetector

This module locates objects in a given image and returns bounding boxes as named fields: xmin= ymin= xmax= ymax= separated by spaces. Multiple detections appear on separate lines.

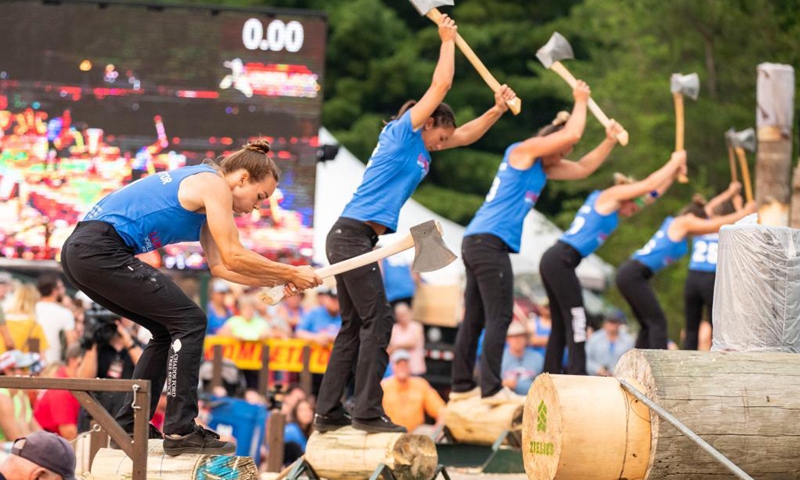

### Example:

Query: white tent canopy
xmin=314 ymin=128 xmax=613 ymax=289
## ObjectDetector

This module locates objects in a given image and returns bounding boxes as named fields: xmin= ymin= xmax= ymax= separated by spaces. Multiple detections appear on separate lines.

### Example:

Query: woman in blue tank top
xmin=315 ymin=15 xmax=519 ymax=433
xmin=450 ymin=82 xmax=629 ymax=404
xmin=684 ymin=182 xmax=743 ymax=350
xmin=541 ymin=150 xmax=687 ymax=375
xmin=616 ymin=193 xmax=755 ymax=349
xmin=61 ymin=140 xmax=321 ymax=456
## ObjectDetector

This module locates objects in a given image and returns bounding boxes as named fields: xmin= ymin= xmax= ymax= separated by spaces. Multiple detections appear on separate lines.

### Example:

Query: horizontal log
xmin=444 ymin=397 xmax=523 ymax=446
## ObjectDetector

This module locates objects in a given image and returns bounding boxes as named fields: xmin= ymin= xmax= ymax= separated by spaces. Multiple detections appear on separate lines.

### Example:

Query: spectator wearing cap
xmin=586 ymin=313 xmax=634 ymax=377
xmin=0 ymin=350 xmax=44 ymax=443
xmin=0 ymin=273 xmax=16 ymax=351
xmin=387 ymin=303 xmax=426 ymax=375
xmin=296 ymin=289 xmax=341 ymax=347
xmin=206 ymin=280 xmax=233 ymax=335
xmin=35 ymin=274 xmax=77 ymax=365
xmin=380 ymin=350 xmax=445 ymax=433
xmin=0 ymin=431 xmax=76 ymax=480
xmin=1 ymin=284 xmax=49 ymax=355
xmin=33 ymin=345 xmax=83 ymax=440
xmin=501 ymin=321 xmax=544 ymax=396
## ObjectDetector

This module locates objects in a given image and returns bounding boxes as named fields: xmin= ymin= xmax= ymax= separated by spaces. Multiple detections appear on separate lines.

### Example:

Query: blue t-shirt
xmin=464 ymin=143 xmax=547 ymax=253
xmin=688 ymin=233 xmax=719 ymax=273
xmin=206 ymin=302 xmax=233 ymax=335
xmin=381 ymin=257 xmax=416 ymax=302
xmin=341 ymin=111 xmax=430 ymax=234
xmin=501 ymin=348 xmax=544 ymax=396
xmin=632 ymin=217 xmax=688 ymax=273
xmin=85 ymin=165 xmax=214 ymax=253
xmin=560 ymin=190 xmax=619 ymax=257
xmin=297 ymin=307 xmax=342 ymax=336
xmin=283 ymin=423 xmax=308 ymax=451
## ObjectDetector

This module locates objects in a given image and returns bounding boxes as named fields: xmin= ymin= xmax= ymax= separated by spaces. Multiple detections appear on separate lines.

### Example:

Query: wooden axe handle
xmin=734 ymin=147 xmax=754 ymax=203
xmin=549 ymin=61 xmax=629 ymax=146
xmin=426 ymin=9 xmax=522 ymax=115
xmin=257 ymin=233 xmax=416 ymax=305
xmin=726 ymin=144 xmax=738 ymax=183
xmin=673 ymin=92 xmax=688 ymax=183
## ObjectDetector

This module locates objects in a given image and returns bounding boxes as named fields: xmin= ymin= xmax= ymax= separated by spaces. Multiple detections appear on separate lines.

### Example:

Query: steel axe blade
xmin=670 ymin=73 xmax=700 ymax=100
xmin=408 ymin=0 xmax=454 ymax=16
xmin=730 ymin=128 xmax=756 ymax=152
xmin=409 ymin=220 xmax=457 ymax=272
xmin=536 ymin=32 xmax=574 ymax=69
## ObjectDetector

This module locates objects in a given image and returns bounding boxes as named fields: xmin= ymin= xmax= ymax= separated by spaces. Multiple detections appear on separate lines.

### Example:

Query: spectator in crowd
xmin=380 ymin=257 xmax=418 ymax=308
xmin=527 ymin=301 xmax=552 ymax=357
xmin=35 ymin=274 xmax=77 ymax=364
xmin=1 ymin=284 xmax=49 ymax=355
xmin=280 ymin=384 xmax=308 ymax=417
xmin=381 ymin=350 xmax=445 ymax=433
xmin=33 ymin=345 xmax=82 ymax=440
xmin=273 ymin=293 xmax=305 ymax=335
xmin=283 ymin=398 xmax=314 ymax=464
xmin=218 ymin=295 xmax=270 ymax=341
xmin=0 ymin=431 xmax=76 ymax=480
xmin=501 ymin=321 xmax=544 ymax=396
xmin=206 ymin=280 xmax=233 ymax=335
xmin=0 ymin=273 xmax=15 ymax=351
xmin=585 ymin=313 xmax=634 ymax=376
xmin=0 ymin=351 xmax=43 ymax=443
xmin=296 ymin=289 xmax=341 ymax=347
xmin=387 ymin=303 xmax=426 ymax=375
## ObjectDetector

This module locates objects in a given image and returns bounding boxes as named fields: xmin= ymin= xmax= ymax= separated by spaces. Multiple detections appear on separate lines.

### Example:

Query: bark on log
xmin=304 ymin=427 xmax=437 ymax=480
xmin=790 ymin=164 xmax=800 ymax=229
xmin=90 ymin=440 xmax=259 ymax=480
xmin=444 ymin=397 xmax=523 ymax=445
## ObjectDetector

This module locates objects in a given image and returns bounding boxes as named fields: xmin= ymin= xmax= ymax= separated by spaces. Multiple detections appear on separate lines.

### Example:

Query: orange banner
xmin=203 ymin=336 xmax=331 ymax=373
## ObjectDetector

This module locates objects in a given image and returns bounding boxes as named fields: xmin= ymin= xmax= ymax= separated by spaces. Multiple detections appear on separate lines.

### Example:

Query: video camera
xmin=80 ymin=303 xmax=121 ymax=349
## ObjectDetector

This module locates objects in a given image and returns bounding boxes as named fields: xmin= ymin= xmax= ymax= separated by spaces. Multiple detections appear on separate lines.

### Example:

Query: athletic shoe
xmin=448 ymin=386 xmax=480 ymax=402
xmin=481 ymin=386 xmax=526 ymax=406
xmin=313 ymin=410 xmax=352 ymax=433
xmin=163 ymin=424 xmax=236 ymax=456
xmin=109 ymin=423 xmax=164 ymax=450
xmin=352 ymin=416 xmax=407 ymax=433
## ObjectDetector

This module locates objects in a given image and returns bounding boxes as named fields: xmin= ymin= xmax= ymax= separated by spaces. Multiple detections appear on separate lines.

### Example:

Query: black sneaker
xmin=163 ymin=424 xmax=236 ymax=456
xmin=109 ymin=423 xmax=164 ymax=450
xmin=314 ymin=410 xmax=352 ymax=433
xmin=352 ymin=416 xmax=407 ymax=433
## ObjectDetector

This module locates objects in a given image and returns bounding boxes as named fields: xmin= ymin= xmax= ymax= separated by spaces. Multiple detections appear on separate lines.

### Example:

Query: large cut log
xmin=304 ymin=427 xmax=437 ymax=480
xmin=444 ymin=397 xmax=523 ymax=445
xmin=615 ymin=349 xmax=800 ymax=480
xmin=522 ymin=374 xmax=650 ymax=480
xmin=90 ymin=440 xmax=259 ymax=480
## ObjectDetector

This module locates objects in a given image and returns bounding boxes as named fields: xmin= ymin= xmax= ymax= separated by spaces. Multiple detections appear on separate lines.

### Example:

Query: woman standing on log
xmin=616 ymin=192 xmax=756 ymax=349
xmin=683 ymin=182 xmax=743 ymax=350
xmin=540 ymin=151 xmax=687 ymax=374
xmin=450 ymin=86 xmax=625 ymax=405
xmin=314 ymin=15 xmax=518 ymax=432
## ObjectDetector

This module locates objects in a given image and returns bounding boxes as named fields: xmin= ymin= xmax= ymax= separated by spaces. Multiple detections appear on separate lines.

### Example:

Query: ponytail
xmin=203 ymin=138 xmax=281 ymax=183
xmin=680 ymin=194 xmax=708 ymax=218
xmin=537 ymin=111 xmax=570 ymax=137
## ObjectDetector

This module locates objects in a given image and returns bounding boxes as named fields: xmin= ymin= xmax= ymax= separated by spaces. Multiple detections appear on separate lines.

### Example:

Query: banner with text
xmin=203 ymin=336 xmax=331 ymax=373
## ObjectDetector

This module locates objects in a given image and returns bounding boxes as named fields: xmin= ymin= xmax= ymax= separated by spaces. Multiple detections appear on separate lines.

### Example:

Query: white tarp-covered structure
xmin=314 ymin=128 xmax=613 ymax=289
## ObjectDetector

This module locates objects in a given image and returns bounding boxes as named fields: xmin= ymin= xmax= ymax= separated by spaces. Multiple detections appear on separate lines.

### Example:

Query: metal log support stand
xmin=434 ymin=427 xmax=525 ymax=474
xmin=284 ymin=457 xmax=451 ymax=480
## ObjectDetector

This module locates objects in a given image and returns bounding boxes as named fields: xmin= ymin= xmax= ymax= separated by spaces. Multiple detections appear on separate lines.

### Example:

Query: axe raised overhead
xmin=536 ymin=32 xmax=629 ymax=146
xmin=724 ymin=128 xmax=739 ymax=184
xmin=727 ymin=127 xmax=756 ymax=203
xmin=258 ymin=220 xmax=457 ymax=305
xmin=671 ymin=72 xmax=699 ymax=183
xmin=409 ymin=0 xmax=522 ymax=115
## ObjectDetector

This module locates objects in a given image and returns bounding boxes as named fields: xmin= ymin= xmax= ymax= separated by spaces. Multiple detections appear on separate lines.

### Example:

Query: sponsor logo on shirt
xmin=416 ymin=153 xmax=430 ymax=175
xmin=524 ymin=191 xmax=539 ymax=206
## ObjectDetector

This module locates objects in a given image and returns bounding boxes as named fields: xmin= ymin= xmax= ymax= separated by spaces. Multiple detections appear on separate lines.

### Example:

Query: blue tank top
xmin=341 ymin=111 xmax=431 ymax=234
xmin=688 ymin=233 xmax=719 ymax=273
xmin=464 ymin=143 xmax=547 ymax=253
xmin=381 ymin=257 xmax=416 ymax=302
xmin=560 ymin=190 xmax=619 ymax=258
xmin=85 ymin=165 xmax=214 ymax=253
xmin=631 ymin=216 xmax=688 ymax=273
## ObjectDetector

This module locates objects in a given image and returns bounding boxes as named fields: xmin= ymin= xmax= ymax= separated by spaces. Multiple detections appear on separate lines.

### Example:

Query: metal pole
xmin=617 ymin=379 xmax=754 ymax=480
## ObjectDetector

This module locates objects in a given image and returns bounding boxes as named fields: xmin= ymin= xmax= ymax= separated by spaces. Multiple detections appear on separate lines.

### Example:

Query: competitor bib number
xmin=692 ymin=240 xmax=718 ymax=265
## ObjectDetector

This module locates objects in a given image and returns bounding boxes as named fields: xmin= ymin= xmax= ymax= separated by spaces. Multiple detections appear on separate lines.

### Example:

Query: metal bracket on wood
xmin=286 ymin=457 xmax=321 ymax=480
xmin=435 ymin=427 xmax=524 ymax=474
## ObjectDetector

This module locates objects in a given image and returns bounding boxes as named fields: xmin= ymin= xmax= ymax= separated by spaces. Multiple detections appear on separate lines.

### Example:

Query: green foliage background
xmin=172 ymin=0 xmax=800 ymax=342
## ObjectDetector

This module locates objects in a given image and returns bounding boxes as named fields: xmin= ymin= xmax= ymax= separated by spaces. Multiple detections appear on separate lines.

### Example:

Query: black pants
xmin=615 ymin=260 xmax=668 ymax=349
xmin=62 ymin=221 xmax=206 ymax=435
xmin=316 ymin=217 xmax=393 ymax=420
xmin=684 ymin=270 xmax=715 ymax=350
xmin=540 ymin=241 xmax=588 ymax=375
xmin=452 ymin=234 xmax=513 ymax=397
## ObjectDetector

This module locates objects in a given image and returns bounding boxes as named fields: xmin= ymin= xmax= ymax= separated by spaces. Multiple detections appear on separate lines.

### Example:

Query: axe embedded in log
xmin=728 ymin=128 xmax=756 ymax=203
xmin=671 ymin=72 xmax=700 ymax=183
xmin=408 ymin=0 xmax=522 ymax=115
xmin=536 ymin=32 xmax=629 ymax=146
xmin=258 ymin=220 xmax=457 ymax=305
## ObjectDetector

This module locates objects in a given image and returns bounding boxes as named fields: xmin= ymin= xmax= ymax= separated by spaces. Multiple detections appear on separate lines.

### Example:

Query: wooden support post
xmin=300 ymin=344 xmax=312 ymax=395
xmin=211 ymin=344 xmax=223 ymax=391
xmin=131 ymin=384 xmax=150 ymax=480
xmin=88 ymin=420 xmax=108 ymax=470
xmin=259 ymin=345 xmax=271 ymax=398
xmin=266 ymin=409 xmax=286 ymax=472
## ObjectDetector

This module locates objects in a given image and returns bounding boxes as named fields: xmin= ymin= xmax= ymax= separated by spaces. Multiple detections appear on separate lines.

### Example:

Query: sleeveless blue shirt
xmin=688 ymin=233 xmax=719 ymax=273
xmin=84 ymin=165 xmax=214 ymax=253
xmin=631 ymin=216 xmax=688 ymax=273
xmin=560 ymin=190 xmax=619 ymax=258
xmin=341 ymin=110 xmax=431 ymax=234
xmin=464 ymin=143 xmax=547 ymax=253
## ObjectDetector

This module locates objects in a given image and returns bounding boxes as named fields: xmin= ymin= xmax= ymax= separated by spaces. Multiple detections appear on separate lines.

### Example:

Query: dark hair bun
xmin=691 ymin=193 xmax=707 ymax=206
xmin=244 ymin=139 xmax=271 ymax=155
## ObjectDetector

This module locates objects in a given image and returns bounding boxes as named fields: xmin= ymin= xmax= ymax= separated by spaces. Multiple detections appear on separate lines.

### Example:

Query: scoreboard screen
xmin=0 ymin=0 xmax=326 ymax=269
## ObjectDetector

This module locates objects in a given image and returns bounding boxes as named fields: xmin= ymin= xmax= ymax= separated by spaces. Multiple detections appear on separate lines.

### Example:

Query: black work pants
xmin=452 ymin=234 xmax=513 ymax=397
xmin=684 ymin=270 xmax=715 ymax=350
xmin=61 ymin=221 xmax=206 ymax=435
xmin=540 ymin=241 xmax=587 ymax=375
xmin=316 ymin=217 xmax=392 ymax=420
xmin=615 ymin=260 xmax=668 ymax=349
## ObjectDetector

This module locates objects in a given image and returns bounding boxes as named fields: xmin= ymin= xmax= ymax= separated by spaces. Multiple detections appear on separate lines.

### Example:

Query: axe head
xmin=409 ymin=220 xmax=457 ymax=273
xmin=408 ymin=0 xmax=454 ymax=16
xmin=730 ymin=128 xmax=756 ymax=152
xmin=536 ymin=32 xmax=574 ymax=69
xmin=670 ymin=72 xmax=700 ymax=100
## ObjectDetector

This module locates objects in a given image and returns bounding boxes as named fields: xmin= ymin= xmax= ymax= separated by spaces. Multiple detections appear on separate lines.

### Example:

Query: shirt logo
xmin=417 ymin=153 xmax=430 ymax=175
xmin=524 ymin=191 xmax=539 ymax=206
